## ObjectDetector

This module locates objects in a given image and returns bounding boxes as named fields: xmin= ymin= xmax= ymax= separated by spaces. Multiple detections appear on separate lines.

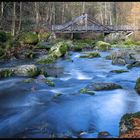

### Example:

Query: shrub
xmin=96 ymin=41 xmax=111 ymax=51
xmin=39 ymin=32 xmax=50 ymax=41
xmin=0 ymin=31 xmax=7 ymax=42
xmin=20 ymin=32 xmax=39 ymax=45
xmin=124 ymin=38 xmax=135 ymax=45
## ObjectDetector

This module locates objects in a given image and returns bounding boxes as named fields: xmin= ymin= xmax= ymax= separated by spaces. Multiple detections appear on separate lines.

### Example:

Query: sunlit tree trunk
xmin=35 ymin=2 xmax=39 ymax=29
xmin=82 ymin=2 xmax=85 ymax=13
xmin=1 ymin=2 xmax=4 ymax=18
xmin=11 ymin=2 xmax=16 ymax=36
xmin=62 ymin=2 xmax=65 ymax=23
xmin=17 ymin=2 xmax=22 ymax=34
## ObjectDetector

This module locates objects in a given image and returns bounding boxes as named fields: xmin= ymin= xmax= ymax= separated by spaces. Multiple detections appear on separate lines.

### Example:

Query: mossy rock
xmin=73 ymin=42 xmax=89 ymax=52
xmin=54 ymin=93 xmax=63 ymax=97
xmin=20 ymin=32 xmax=39 ymax=45
xmin=37 ymin=54 xmax=57 ymax=64
xmin=38 ymin=32 xmax=50 ymax=41
xmin=119 ymin=112 xmax=140 ymax=136
xmin=135 ymin=77 xmax=140 ymax=94
xmin=96 ymin=41 xmax=111 ymax=51
xmin=79 ymin=88 xmax=95 ymax=95
xmin=37 ymin=41 xmax=68 ymax=64
xmin=79 ymin=52 xmax=100 ymax=58
xmin=25 ymin=50 xmax=36 ymax=59
xmin=86 ymin=82 xmax=122 ymax=91
xmin=22 ymin=78 xmax=34 ymax=83
xmin=110 ymin=69 xmax=129 ymax=73
xmin=49 ymin=41 xmax=68 ymax=57
xmin=0 ymin=68 xmax=14 ymax=78
xmin=14 ymin=65 xmax=40 ymax=77
xmin=127 ymin=61 xmax=140 ymax=69
xmin=44 ymin=79 xmax=55 ymax=87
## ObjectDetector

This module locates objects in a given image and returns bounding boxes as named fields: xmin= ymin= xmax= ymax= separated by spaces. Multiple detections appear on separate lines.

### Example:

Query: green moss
xmin=124 ymin=38 xmax=135 ymax=45
xmin=20 ymin=32 xmax=39 ymax=45
xmin=59 ymin=42 xmax=68 ymax=55
xmin=0 ymin=69 xmax=14 ymax=78
xmin=22 ymin=78 xmax=34 ymax=83
xmin=54 ymin=93 xmax=63 ymax=97
xmin=25 ymin=68 xmax=41 ymax=77
xmin=79 ymin=88 xmax=95 ymax=95
xmin=0 ymin=48 xmax=5 ymax=57
xmin=110 ymin=69 xmax=129 ymax=73
xmin=79 ymin=52 xmax=100 ymax=58
xmin=75 ymin=39 xmax=96 ymax=47
xmin=0 ymin=31 xmax=7 ymax=42
xmin=44 ymin=79 xmax=55 ymax=87
xmin=73 ymin=42 xmax=88 ymax=52
xmin=135 ymin=41 xmax=140 ymax=46
xmin=37 ymin=41 xmax=68 ymax=64
xmin=135 ymin=77 xmax=140 ymax=94
xmin=127 ymin=61 xmax=140 ymax=69
xmin=37 ymin=54 xmax=56 ymax=64
xmin=39 ymin=32 xmax=50 ymax=41
xmin=96 ymin=41 xmax=111 ymax=51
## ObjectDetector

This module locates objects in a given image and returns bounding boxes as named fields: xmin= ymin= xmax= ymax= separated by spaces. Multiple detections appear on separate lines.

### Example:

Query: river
xmin=0 ymin=49 xmax=140 ymax=138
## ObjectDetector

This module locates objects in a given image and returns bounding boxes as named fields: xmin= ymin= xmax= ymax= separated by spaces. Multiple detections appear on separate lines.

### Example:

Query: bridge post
xmin=71 ymin=33 xmax=73 ymax=39
xmin=85 ymin=13 xmax=88 ymax=32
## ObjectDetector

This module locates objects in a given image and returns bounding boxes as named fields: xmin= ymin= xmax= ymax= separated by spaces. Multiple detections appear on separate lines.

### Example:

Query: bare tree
xmin=11 ymin=2 xmax=16 ymax=36
xmin=17 ymin=2 xmax=22 ymax=34
xmin=35 ymin=2 xmax=39 ymax=29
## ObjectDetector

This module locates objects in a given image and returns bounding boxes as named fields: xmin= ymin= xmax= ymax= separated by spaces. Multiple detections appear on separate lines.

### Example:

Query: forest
xmin=0 ymin=2 xmax=140 ymax=138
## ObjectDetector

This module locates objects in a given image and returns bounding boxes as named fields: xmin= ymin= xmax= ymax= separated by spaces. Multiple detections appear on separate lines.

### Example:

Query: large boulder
xmin=106 ymin=50 xmax=136 ymax=65
xmin=135 ymin=77 xmax=140 ymax=94
xmin=37 ymin=41 xmax=68 ymax=64
xmin=82 ymin=82 xmax=122 ymax=92
xmin=119 ymin=112 xmax=140 ymax=138
xmin=14 ymin=64 xmax=40 ymax=77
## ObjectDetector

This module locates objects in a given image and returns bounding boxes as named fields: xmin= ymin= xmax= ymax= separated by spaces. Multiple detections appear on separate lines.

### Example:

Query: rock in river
xmin=0 ymin=64 xmax=41 ymax=78
xmin=110 ymin=69 xmax=129 ymax=74
xmin=119 ymin=112 xmax=140 ymax=138
xmin=135 ymin=77 xmax=140 ymax=94
xmin=85 ymin=82 xmax=122 ymax=91
xmin=14 ymin=64 xmax=40 ymax=77
xmin=106 ymin=50 xmax=136 ymax=65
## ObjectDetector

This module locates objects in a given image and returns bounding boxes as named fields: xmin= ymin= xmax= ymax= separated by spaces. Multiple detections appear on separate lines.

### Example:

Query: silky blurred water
xmin=0 ymin=50 xmax=140 ymax=138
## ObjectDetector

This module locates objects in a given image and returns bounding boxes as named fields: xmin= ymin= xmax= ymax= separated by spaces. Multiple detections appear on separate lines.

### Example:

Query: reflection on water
xmin=0 ymin=50 xmax=140 ymax=138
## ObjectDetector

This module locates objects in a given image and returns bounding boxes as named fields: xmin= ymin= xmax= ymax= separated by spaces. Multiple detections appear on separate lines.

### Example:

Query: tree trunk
xmin=11 ymin=2 xmax=16 ymax=36
xmin=17 ymin=2 xmax=22 ymax=34
xmin=1 ymin=2 xmax=4 ymax=18
xmin=35 ymin=2 xmax=39 ymax=29
xmin=62 ymin=2 xmax=65 ymax=23
xmin=82 ymin=2 xmax=85 ymax=13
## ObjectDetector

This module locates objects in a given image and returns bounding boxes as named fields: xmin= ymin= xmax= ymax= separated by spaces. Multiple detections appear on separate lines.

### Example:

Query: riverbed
xmin=0 ymin=49 xmax=140 ymax=138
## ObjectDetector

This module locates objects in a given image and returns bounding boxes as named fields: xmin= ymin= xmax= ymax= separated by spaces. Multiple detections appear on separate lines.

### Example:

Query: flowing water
xmin=0 ymin=49 xmax=140 ymax=138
